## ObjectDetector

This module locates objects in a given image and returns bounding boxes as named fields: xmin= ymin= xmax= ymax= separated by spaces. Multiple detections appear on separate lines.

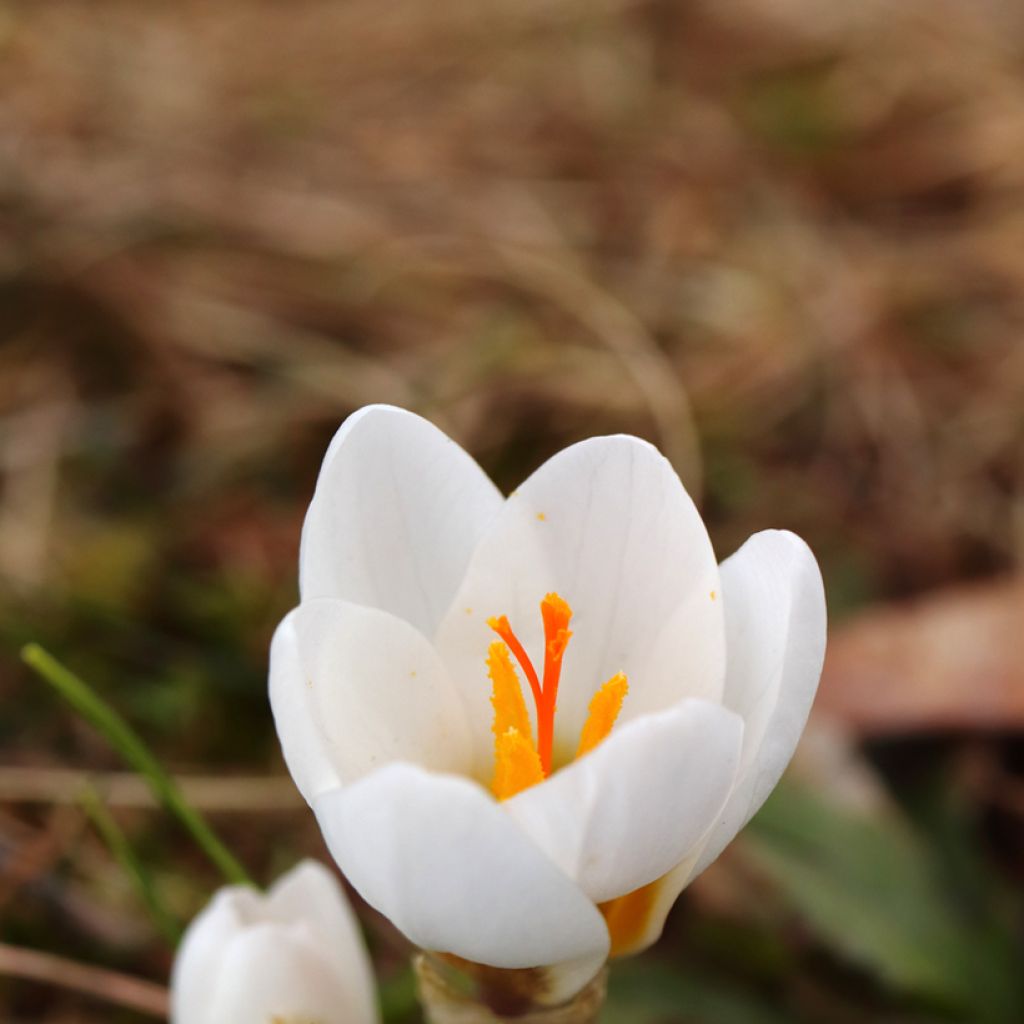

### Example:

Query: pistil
xmin=537 ymin=593 xmax=572 ymax=774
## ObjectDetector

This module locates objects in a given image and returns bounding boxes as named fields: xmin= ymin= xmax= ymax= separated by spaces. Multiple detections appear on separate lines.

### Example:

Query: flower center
xmin=486 ymin=593 xmax=628 ymax=800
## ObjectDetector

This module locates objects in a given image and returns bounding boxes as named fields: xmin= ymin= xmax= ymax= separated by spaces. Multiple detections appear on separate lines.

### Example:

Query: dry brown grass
xmin=1 ymin=0 xmax=1023 ymax=1019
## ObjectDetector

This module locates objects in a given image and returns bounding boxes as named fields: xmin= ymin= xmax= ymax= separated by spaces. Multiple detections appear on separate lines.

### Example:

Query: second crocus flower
xmin=171 ymin=859 xmax=378 ymax=1024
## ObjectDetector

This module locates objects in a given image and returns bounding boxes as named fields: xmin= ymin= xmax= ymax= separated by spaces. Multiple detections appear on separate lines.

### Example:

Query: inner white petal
xmin=434 ymin=434 xmax=725 ymax=765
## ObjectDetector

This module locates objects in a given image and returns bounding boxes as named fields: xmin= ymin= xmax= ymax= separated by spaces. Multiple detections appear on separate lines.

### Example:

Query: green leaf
xmin=605 ymin=960 xmax=792 ymax=1024
xmin=743 ymin=783 xmax=1024 ymax=1022
xmin=22 ymin=643 xmax=254 ymax=890
xmin=79 ymin=782 xmax=182 ymax=946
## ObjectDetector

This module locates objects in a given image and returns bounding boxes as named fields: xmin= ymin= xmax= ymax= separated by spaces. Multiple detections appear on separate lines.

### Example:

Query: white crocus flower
xmin=270 ymin=405 xmax=826 ymax=1005
xmin=171 ymin=860 xmax=379 ymax=1024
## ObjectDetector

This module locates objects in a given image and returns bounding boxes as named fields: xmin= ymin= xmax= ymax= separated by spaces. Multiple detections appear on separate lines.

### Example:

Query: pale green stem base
xmin=414 ymin=954 xmax=607 ymax=1023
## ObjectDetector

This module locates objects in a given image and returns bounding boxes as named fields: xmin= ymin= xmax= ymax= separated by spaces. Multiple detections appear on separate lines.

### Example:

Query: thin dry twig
xmin=0 ymin=767 xmax=302 ymax=811
xmin=0 ymin=942 xmax=169 ymax=1017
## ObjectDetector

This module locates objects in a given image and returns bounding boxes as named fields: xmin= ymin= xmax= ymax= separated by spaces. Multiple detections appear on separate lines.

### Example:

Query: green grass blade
xmin=22 ymin=643 xmax=253 ymax=888
xmin=79 ymin=782 xmax=182 ymax=946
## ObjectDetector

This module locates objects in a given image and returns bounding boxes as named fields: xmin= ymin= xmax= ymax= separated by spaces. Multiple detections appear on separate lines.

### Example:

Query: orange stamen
xmin=487 ymin=641 xmax=533 ymax=745
xmin=486 ymin=591 xmax=629 ymax=795
xmin=491 ymin=727 xmax=544 ymax=800
xmin=576 ymin=672 xmax=629 ymax=759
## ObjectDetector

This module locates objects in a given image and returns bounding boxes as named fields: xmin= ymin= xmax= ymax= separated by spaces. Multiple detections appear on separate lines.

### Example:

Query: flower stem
xmin=414 ymin=955 xmax=607 ymax=1024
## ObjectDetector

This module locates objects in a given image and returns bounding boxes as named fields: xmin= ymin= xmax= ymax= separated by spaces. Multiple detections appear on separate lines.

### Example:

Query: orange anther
xmin=576 ymin=672 xmax=629 ymax=759
xmin=487 ymin=641 xmax=533 ymax=745
xmin=491 ymin=727 xmax=544 ymax=800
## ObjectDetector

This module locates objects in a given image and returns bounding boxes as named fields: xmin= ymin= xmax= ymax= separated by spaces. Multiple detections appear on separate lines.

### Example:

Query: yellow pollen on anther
xmin=576 ymin=672 xmax=629 ymax=758
xmin=487 ymin=641 xmax=533 ymax=743
xmin=492 ymin=727 xmax=544 ymax=800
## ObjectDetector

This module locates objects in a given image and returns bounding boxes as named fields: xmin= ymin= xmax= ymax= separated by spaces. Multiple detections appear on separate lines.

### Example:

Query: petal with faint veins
xmin=314 ymin=763 xmax=610 ymax=977
xmin=604 ymin=530 xmax=826 ymax=955
xmin=689 ymin=529 xmax=826 ymax=874
xmin=436 ymin=435 xmax=724 ymax=762
xmin=271 ymin=600 xmax=474 ymax=801
xmin=505 ymin=699 xmax=743 ymax=903
xmin=300 ymin=405 xmax=503 ymax=636
xmin=269 ymin=613 xmax=342 ymax=803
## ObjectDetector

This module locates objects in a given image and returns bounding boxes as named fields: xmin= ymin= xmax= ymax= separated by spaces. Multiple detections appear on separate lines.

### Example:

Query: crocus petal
xmin=271 ymin=600 xmax=474 ymax=800
xmin=267 ymin=861 xmax=379 ymax=1024
xmin=690 ymin=529 xmax=826 ymax=873
xmin=204 ymin=924 xmax=367 ymax=1024
xmin=314 ymin=763 xmax=610 ymax=976
xmin=300 ymin=405 xmax=504 ymax=637
xmin=269 ymin=614 xmax=342 ymax=802
xmin=504 ymin=699 xmax=744 ymax=903
xmin=171 ymin=888 xmax=248 ymax=1024
xmin=435 ymin=435 xmax=724 ymax=760
xmin=603 ymin=529 xmax=826 ymax=955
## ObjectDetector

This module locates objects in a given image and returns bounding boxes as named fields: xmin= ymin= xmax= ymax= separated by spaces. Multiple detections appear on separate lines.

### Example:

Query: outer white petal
xmin=299 ymin=405 xmax=503 ymax=636
xmin=204 ymin=923 xmax=368 ymax=1024
xmin=271 ymin=600 xmax=474 ymax=800
xmin=171 ymin=888 xmax=249 ymax=1024
xmin=504 ymin=699 xmax=744 ymax=903
xmin=606 ymin=530 xmax=826 ymax=955
xmin=313 ymin=764 xmax=610 ymax=974
xmin=691 ymin=530 xmax=826 ymax=875
xmin=435 ymin=435 xmax=724 ymax=762
xmin=269 ymin=613 xmax=341 ymax=802
xmin=267 ymin=861 xmax=379 ymax=1024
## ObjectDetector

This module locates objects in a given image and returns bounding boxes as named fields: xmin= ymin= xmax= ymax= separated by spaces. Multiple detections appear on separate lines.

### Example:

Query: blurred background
xmin=1 ymin=0 xmax=1023 ymax=1020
